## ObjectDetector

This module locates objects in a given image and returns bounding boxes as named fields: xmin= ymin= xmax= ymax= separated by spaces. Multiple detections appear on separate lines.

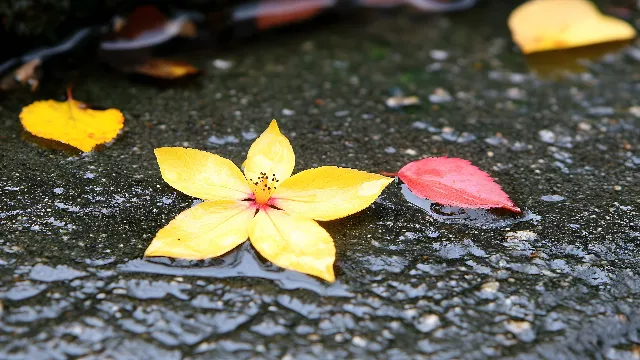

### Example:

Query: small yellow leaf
xmin=145 ymin=200 xmax=254 ymax=260
xmin=155 ymin=147 xmax=252 ymax=201
xmin=250 ymin=209 xmax=336 ymax=282
xmin=134 ymin=58 xmax=200 ymax=79
xmin=272 ymin=166 xmax=394 ymax=221
xmin=244 ymin=120 xmax=295 ymax=186
xmin=508 ymin=0 xmax=636 ymax=54
xmin=19 ymin=97 xmax=124 ymax=152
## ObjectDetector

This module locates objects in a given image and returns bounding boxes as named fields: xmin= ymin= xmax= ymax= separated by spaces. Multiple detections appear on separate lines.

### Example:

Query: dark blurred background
xmin=0 ymin=0 xmax=240 ymax=62
xmin=1 ymin=0 xmax=638 ymax=74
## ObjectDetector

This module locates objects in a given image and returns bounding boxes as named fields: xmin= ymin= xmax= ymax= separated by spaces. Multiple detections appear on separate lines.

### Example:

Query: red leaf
xmin=398 ymin=157 xmax=521 ymax=213
xmin=116 ymin=6 xmax=168 ymax=40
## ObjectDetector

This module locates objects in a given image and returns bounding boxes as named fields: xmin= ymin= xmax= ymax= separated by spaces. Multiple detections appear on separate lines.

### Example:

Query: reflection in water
xmin=118 ymin=242 xmax=353 ymax=297
xmin=21 ymin=130 xmax=85 ymax=154
xmin=401 ymin=184 xmax=540 ymax=229
xmin=525 ymin=40 xmax=632 ymax=78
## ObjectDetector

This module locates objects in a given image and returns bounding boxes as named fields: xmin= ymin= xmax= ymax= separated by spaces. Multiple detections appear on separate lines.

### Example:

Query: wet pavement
xmin=1 ymin=2 xmax=640 ymax=359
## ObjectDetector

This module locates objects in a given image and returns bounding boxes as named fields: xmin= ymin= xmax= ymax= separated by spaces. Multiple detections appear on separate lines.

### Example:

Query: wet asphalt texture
xmin=0 ymin=1 xmax=639 ymax=359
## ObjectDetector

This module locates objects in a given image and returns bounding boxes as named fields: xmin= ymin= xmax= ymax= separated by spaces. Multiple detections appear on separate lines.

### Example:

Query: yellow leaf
xmin=272 ymin=166 xmax=394 ymax=221
xmin=155 ymin=147 xmax=252 ymax=201
xmin=145 ymin=200 xmax=254 ymax=260
xmin=508 ymin=0 xmax=636 ymax=54
xmin=19 ymin=97 xmax=124 ymax=152
xmin=243 ymin=119 xmax=295 ymax=187
xmin=134 ymin=58 xmax=200 ymax=79
xmin=249 ymin=209 xmax=335 ymax=282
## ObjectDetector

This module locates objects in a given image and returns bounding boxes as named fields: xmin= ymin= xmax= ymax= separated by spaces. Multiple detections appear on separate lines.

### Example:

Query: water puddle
xmin=401 ymin=184 xmax=540 ymax=229
xmin=118 ymin=243 xmax=352 ymax=297
xmin=524 ymin=40 xmax=632 ymax=78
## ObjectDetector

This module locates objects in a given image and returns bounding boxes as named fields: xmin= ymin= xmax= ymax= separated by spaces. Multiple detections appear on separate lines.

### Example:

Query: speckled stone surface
xmin=1 ymin=2 xmax=639 ymax=359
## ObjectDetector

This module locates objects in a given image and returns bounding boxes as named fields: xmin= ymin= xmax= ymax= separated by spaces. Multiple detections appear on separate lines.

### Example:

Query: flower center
xmin=248 ymin=172 xmax=279 ymax=205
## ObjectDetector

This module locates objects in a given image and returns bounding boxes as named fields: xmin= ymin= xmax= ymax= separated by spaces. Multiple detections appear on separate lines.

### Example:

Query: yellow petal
xmin=155 ymin=147 xmax=252 ymax=201
xmin=271 ymin=166 xmax=393 ymax=221
xmin=20 ymin=99 xmax=124 ymax=152
xmin=249 ymin=209 xmax=335 ymax=282
xmin=508 ymin=0 xmax=636 ymax=54
xmin=243 ymin=120 xmax=295 ymax=184
xmin=145 ymin=200 xmax=254 ymax=260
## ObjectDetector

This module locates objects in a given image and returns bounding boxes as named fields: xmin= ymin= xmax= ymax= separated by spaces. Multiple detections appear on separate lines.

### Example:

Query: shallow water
xmin=119 ymin=243 xmax=353 ymax=297
xmin=1 ymin=1 xmax=639 ymax=358
xmin=400 ymin=184 xmax=541 ymax=229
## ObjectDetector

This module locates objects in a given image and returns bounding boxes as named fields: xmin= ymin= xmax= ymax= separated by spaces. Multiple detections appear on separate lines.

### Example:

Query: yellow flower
xmin=145 ymin=120 xmax=393 ymax=282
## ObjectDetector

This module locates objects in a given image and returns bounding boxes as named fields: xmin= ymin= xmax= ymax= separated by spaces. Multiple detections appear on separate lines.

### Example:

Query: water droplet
xmin=241 ymin=131 xmax=257 ymax=140
xmin=428 ymin=88 xmax=453 ymax=104
xmin=208 ymin=135 xmax=239 ymax=145
xmin=429 ymin=50 xmax=449 ymax=61
xmin=540 ymin=195 xmax=565 ymax=202
xmin=29 ymin=265 xmax=87 ymax=282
